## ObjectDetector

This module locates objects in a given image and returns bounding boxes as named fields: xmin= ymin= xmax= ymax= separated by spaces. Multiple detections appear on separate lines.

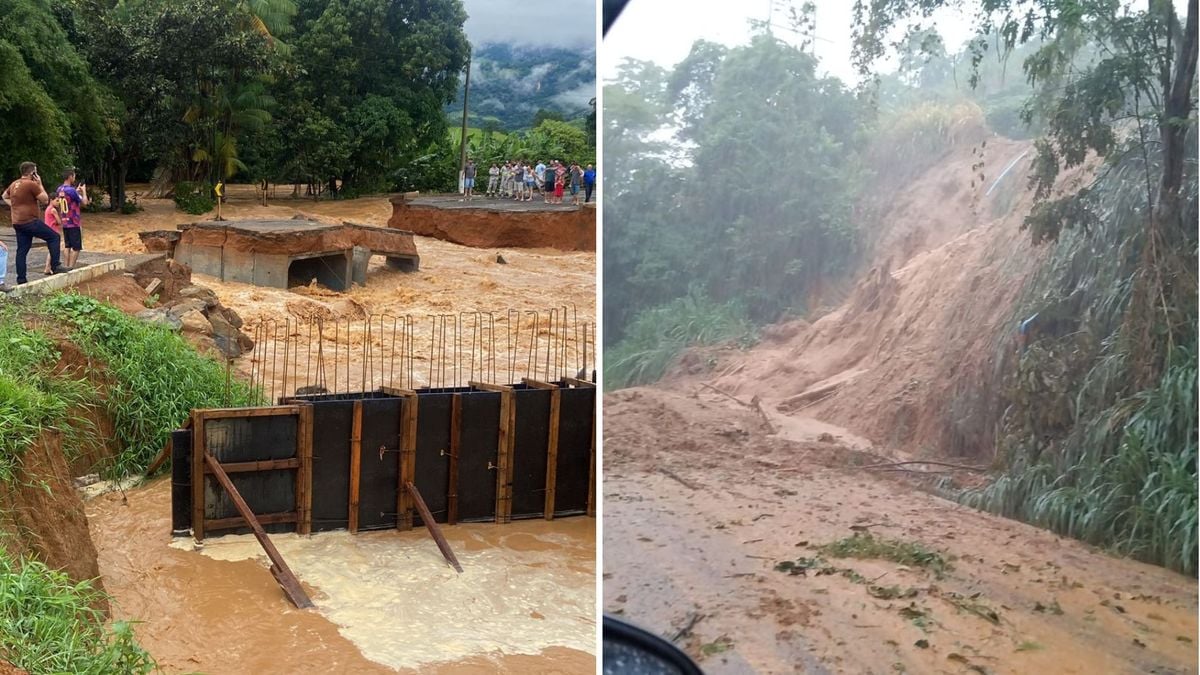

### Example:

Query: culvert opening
xmin=288 ymin=252 xmax=350 ymax=291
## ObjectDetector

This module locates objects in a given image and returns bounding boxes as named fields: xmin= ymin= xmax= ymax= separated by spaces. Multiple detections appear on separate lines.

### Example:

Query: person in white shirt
xmin=487 ymin=164 xmax=500 ymax=197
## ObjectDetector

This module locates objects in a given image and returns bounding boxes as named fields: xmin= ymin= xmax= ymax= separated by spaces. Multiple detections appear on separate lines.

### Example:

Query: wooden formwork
xmin=177 ymin=381 xmax=595 ymax=541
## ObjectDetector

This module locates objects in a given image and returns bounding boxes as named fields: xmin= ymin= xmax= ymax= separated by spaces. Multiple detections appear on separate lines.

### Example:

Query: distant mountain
xmin=447 ymin=43 xmax=595 ymax=131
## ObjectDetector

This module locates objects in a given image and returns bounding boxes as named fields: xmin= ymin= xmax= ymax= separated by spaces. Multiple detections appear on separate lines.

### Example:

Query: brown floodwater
xmin=86 ymin=478 xmax=595 ymax=674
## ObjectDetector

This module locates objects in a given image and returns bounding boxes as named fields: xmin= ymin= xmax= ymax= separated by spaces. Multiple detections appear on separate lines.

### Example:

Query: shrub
xmin=0 ymin=547 xmax=155 ymax=674
xmin=41 ymin=293 xmax=261 ymax=476
xmin=173 ymin=181 xmax=214 ymax=215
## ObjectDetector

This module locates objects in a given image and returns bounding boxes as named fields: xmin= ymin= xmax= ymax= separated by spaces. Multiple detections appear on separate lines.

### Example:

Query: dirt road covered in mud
xmin=602 ymin=388 xmax=1198 ymax=674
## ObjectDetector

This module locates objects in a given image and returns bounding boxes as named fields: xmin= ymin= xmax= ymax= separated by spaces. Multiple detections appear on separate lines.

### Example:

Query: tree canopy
xmin=0 ymin=0 xmax=485 ymax=207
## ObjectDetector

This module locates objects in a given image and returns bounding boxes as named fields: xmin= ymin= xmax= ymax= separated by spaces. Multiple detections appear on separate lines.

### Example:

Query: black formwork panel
xmin=511 ymin=388 xmax=552 ymax=519
xmin=203 ymin=414 xmax=298 ymax=534
xmin=357 ymin=397 xmax=403 ymax=531
xmin=414 ymin=393 xmax=453 ymax=525
xmin=554 ymin=387 xmax=595 ymax=515
xmin=309 ymin=400 xmax=355 ymax=532
xmin=457 ymin=391 xmax=501 ymax=522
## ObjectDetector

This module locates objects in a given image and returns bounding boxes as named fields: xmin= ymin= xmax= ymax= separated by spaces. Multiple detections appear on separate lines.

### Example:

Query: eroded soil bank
xmin=603 ymin=387 xmax=1199 ymax=674
xmin=88 ymin=478 xmax=595 ymax=673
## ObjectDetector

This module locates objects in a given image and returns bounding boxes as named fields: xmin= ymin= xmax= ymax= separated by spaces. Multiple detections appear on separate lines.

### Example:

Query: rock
xmin=179 ymin=309 xmax=211 ymax=333
xmin=136 ymin=308 xmax=182 ymax=331
xmin=166 ymin=298 xmax=209 ymax=318
xmin=208 ymin=311 xmax=254 ymax=359
xmin=496 ymin=254 xmax=508 ymax=264
xmin=73 ymin=474 xmax=100 ymax=489
xmin=213 ymin=304 xmax=244 ymax=329
xmin=144 ymin=278 xmax=163 ymax=295
xmin=178 ymin=285 xmax=219 ymax=308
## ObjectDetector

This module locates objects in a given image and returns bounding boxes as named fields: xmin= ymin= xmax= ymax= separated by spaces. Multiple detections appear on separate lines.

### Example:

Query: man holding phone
xmin=1 ymin=161 xmax=64 ymax=284
xmin=54 ymin=168 xmax=89 ymax=269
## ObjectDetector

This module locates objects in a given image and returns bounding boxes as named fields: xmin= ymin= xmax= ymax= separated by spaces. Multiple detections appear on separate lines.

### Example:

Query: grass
xmin=0 ymin=546 xmax=155 ymax=674
xmin=0 ymin=309 xmax=97 ymax=482
xmin=41 ymin=293 xmax=263 ymax=476
xmin=605 ymin=290 xmax=755 ymax=390
xmin=958 ymin=144 xmax=1198 ymax=576
xmin=817 ymin=531 xmax=953 ymax=579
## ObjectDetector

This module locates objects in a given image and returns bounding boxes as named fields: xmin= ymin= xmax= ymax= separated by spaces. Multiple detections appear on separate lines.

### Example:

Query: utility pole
xmin=459 ymin=49 xmax=472 ymax=184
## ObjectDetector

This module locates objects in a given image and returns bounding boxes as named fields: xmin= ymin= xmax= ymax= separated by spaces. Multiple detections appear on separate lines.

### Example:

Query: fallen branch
xmin=859 ymin=460 xmax=987 ymax=472
xmin=700 ymin=382 xmax=752 ymax=407
xmin=657 ymin=467 xmax=701 ymax=491
xmin=750 ymin=395 xmax=777 ymax=434
xmin=670 ymin=611 xmax=705 ymax=643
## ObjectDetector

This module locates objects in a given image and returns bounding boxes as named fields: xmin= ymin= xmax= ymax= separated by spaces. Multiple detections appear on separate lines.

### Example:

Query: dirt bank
xmin=88 ymin=478 xmax=595 ymax=674
xmin=687 ymin=138 xmax=1098 ymax=459
xmin=0 ymin=431 xmax=105 ymax=603
xmin=603 ymin=387 xmax=1199 ymax=673
xmin=388 ymin=195 xmax=596 ymax=252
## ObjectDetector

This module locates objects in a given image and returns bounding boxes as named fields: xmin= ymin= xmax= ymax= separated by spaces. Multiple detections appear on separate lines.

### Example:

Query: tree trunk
xmin=1155 ymin=0 xmax=1198 ymax=230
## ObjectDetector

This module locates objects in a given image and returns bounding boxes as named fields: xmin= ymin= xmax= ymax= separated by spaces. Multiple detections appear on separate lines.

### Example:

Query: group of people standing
xmin=1 ymin=162 xmax=89 ymax=287
xmin=462 ymin=159 xmax=596 ymax=204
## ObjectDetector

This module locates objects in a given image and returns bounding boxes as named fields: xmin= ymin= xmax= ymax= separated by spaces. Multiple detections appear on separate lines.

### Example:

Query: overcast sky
xmin=603 ymin=0 xmax=1191 ymax=83
xmin=603 ymin=0 xmax=976 ymax=84
xmin=462 ymin=0 xmax=596 ymax=49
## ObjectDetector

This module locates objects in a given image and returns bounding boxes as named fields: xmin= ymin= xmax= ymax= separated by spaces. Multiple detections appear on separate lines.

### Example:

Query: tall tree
xmin=277 ymin=0 xmax=469 ymax=194
xmin=853 ymin=0 xmax=1197 ymax=382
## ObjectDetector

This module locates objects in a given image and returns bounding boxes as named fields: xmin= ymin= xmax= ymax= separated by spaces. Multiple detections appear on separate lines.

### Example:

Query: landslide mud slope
xmin=602 ymin=388 xmax=1199 ymax=674
xmin=696 ymin=137 xmax=1095 ymax=459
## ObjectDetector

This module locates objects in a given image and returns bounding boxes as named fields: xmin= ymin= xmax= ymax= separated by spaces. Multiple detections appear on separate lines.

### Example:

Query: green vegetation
xmin=0 ymin=546 xmax=154 ymax=674
xmin=605 ymin=291 xmax=753 ymax=389
xmin=604 ymin=30 xmax=861 ymax=388
xmin=446 ymin=44 xmax=596 ymax=132
xmin=0 ymin=309 xmax=95 ymax=483
xmin=851 ymin=0 xmax=1197 ymax=575
xmin=817 ymin=531 xmax=952 ymax=579
xmin=172 ymin=182 xmax=215 ymax=215
xmin=1 ymin=0 xmax=477 ymax=205
xmin=42 ymin=293 xmax=261 ymax=476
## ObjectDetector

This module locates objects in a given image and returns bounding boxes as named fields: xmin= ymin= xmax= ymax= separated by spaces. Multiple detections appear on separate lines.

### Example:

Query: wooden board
xmin=297 ymin=404 xmax=313 ymax=535
xmin=206 ymin=458 xmax=300 ymax=474
xmin=397 ymin=393 xmax=418 ymax=530
xmin=406 ymin=481 xmax=463 ymax=573
xmin=544 ymin=387 xmax=561 ymax=519
xmin=495 ymin=387 xmax=514 ymax=524
xmin=349 ymin=400 xmax=363 ymax=533
xmin=205 ymin=454 xmax=312 ymax=609
xmin=195 ymin=405 xmax=300 ymax=420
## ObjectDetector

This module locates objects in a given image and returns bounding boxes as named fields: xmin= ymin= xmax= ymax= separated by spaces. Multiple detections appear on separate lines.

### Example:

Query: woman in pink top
xmin=42 ymin=202 xmax=62 ymax=275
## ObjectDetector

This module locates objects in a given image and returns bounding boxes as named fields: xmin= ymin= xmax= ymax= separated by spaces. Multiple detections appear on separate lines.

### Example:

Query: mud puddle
xmin=603 ymin=388 xmax=1199 ymax=674
xmin=87 ymin=478 xmax=595 ymax=673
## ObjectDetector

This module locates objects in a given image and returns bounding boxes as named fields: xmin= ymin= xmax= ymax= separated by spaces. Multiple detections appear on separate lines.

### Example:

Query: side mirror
xmin=602 ymin=0 xmax=630 ymax=36
xmin=603 ymin=614 xmax=703 ymax=674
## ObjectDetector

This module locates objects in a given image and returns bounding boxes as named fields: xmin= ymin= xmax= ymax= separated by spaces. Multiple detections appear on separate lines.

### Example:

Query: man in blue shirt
xmin=583 ymin=164 xmax=596 ymax=203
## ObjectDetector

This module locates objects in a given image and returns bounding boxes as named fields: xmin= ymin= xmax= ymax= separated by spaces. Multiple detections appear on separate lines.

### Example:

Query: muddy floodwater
xmin=87 ymin=478 xmax=595 ymax=673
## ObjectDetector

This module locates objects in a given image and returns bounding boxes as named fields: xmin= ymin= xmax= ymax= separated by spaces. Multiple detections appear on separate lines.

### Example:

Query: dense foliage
xmin=0 ymin=547 xmax=155 ymax=674
xmin=42 ymin=293 xmax=261 ymax=476
xmin=603 ymin=30 xmax=864 ymax=386
xmin=447 ymin=43 xmax=597 ymax=131
xmin=855 ymin=0 xmax=1198 ymax=573
xmin=0 ymin=0 xmax=487 ymax=205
